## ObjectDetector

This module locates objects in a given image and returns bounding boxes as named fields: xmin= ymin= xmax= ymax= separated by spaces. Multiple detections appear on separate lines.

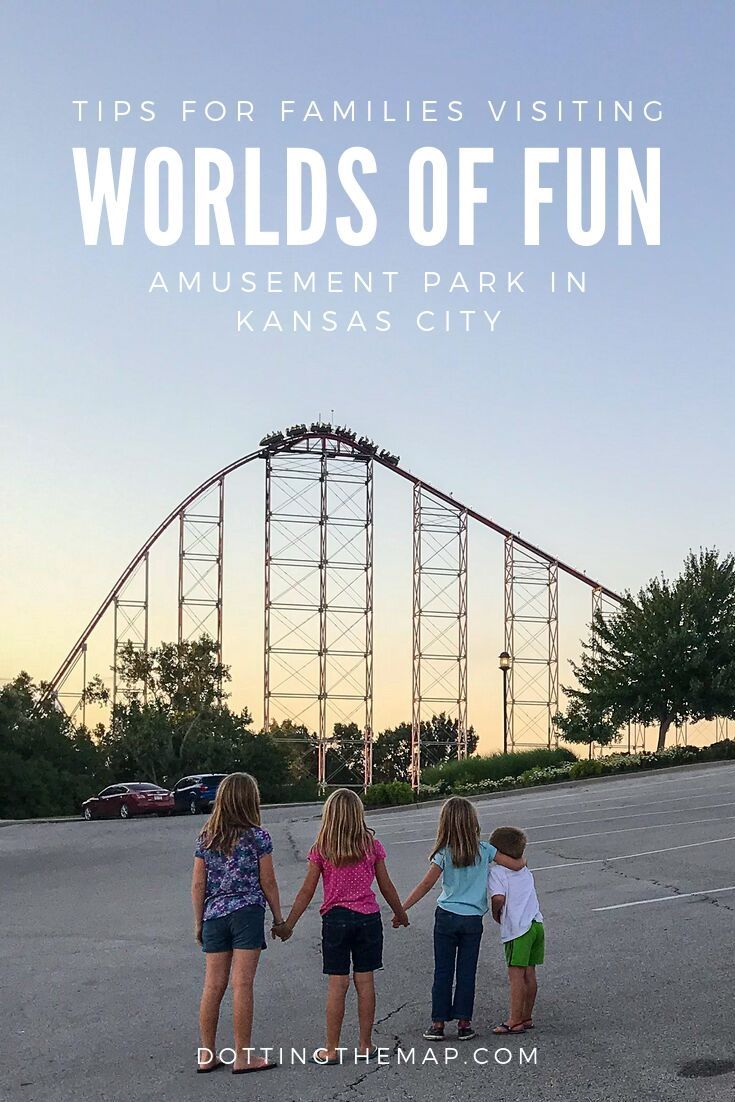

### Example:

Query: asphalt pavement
xmin=2 ymin=762 xmax=735 ymax=1102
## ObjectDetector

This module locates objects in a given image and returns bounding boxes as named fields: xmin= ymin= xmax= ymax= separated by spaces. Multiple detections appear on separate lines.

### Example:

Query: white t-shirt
xmin=487 ymin=865 xmax=543 ymax=943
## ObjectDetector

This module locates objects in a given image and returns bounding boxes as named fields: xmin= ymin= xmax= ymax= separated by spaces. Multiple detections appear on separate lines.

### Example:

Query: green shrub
xmin=422 ymin=748 xmax=576 ymax=789
xmin=700 ymin=738 xmax=735 ymax=761
xmin=569 ymin=758 xmax=607 ymax=779
xmin=363 ymin=781 xmax=414 ymax=808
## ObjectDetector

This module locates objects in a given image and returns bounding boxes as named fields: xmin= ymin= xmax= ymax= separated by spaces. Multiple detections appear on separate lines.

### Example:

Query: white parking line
xmin=530 ymin=814 xmax=735 ymax=846
xmin=368 ymin=766 xmax=735 ymax=824
xmin=594 ymin=885 xmax=735 ymax=911
xmin=388 ymin=809 xmax=735 ymax=847
xmin=370 ymin=779 xmax=735 ymax=833
xmin=379 ymin=795 xmax=735 ymax=839
xmin=533 ymin=834 xmax=735 ymax=871
xmin=501 ymin=799 xmax=735 ymax=834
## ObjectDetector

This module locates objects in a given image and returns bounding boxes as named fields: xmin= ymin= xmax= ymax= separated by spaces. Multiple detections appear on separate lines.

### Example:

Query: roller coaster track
xmin=43 ymin=429 xmax=626 ymax=784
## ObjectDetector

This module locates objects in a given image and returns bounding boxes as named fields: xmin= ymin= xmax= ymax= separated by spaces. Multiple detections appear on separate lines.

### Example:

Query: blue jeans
xmin=431 ymin=907 xmax=484 ymax=1022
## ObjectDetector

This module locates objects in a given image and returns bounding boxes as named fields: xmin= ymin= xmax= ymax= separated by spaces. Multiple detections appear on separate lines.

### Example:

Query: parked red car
xmin=82 ymin=783 xmax=174 ymax=820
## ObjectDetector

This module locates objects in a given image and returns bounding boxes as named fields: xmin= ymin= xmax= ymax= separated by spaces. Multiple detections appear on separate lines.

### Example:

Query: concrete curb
xmin=2 ymin=759 xmax=732 ymax=828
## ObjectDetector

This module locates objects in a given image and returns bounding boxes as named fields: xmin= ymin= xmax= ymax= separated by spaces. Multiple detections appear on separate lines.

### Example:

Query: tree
xmin=372 ymin=714 xmax=479 ymax=783
xmin=553 ymin=699 xmax=621 ymax=758
xmin=562 ymin=550 xmax=735 ymax=751
xmin=0 ymin=674 xmax=107 ymax=817
xmin=372 ymin=722 xmax=412 ymax=783
xmin=266 ymin=719 xmax=317 ymax=783
xmin=102 ymin=637 xmax=234 ymax=775
xmin=114 ymin=637 xmax=229 ymax=759
xmin=327 ymin=722 xmax=365 ymax=787
xmin=96 ymin=638 xmax=294 ymax=792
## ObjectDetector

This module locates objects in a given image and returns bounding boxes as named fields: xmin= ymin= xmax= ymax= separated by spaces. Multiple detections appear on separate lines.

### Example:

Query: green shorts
xmin=504 ymin=920 xmax=545 ymax=967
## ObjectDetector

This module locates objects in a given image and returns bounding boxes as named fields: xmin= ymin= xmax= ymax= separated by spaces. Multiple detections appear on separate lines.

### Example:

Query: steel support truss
xmin=112 ymin=552 xmax=149 ymax=707
xmin=411 ymin=486 xmax=468 ymax=790
xmin=504 ymin=537 xmax=558 ymax=750
xmin=264 ymin=440 xmax=373 ymax=792
xmin=716 ymin=717 xmax=730 ymax=742
xmin=178 ymin=479 xmax=224 ymax=663
xmin=55 ymin=642 xmax=88 ymax=726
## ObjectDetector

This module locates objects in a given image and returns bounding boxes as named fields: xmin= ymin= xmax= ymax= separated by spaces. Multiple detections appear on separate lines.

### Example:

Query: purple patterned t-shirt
xmin=194 ymin=827 xmax=273 ymax=921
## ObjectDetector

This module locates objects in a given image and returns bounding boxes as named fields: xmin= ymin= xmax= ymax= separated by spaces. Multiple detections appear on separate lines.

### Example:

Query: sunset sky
xmin=2 ymin=1 xmax=734 ymax=750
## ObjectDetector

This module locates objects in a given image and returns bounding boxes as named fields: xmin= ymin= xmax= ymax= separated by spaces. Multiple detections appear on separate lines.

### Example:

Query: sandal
xmin=232 ymin=1060 xmax=277 ymax=1074
xmin=197 ymin=1059 xmax=224 ymax=1073
xmin=309 ymin=1050 xmax=341 ymax=1066
xmin=493 ymin=1022 xmax=526 ymax=1035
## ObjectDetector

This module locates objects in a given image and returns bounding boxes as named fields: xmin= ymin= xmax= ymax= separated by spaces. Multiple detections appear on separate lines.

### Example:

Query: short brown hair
xmin=490 ymin=826 xmax=527 ymax=860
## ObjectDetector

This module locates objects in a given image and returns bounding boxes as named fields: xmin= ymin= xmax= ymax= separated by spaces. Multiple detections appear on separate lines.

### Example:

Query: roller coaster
xmin=43 ymin=424 xmax=627 ymax=789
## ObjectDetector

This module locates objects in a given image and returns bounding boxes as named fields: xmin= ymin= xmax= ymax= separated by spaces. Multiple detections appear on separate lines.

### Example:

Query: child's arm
xmin=375 ymin=859 xmax=409 ymax=926
xmin=492 ymin=850 xmax=526 ymax=872
xmin=191 ymin=857 xmax=206 ymax=943
xmin=490 ymin=893 xmax=506 ymax=925
xmin=258 ymin=853 xmax=286 ymax=933
xmin=282 ymin=862 xmax=321 ymax=933
xmin=400 ymin=862 xmax=443 ymax=914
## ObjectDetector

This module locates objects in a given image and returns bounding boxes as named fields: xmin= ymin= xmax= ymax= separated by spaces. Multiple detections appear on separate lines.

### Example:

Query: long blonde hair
xmin=430 ymin=796 xmax=481 ymax=868
xmin=314 ymin=788 xmax=375 ymax=867
xmin=199 ymin=772 xmax=261 ymax=856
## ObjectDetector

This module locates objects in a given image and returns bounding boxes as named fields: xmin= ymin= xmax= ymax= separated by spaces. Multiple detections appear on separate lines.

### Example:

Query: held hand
xmin=392 ymin=909 xmax=410 ymax=928
xmin=271 ymin=921 xmax=293 ymax=942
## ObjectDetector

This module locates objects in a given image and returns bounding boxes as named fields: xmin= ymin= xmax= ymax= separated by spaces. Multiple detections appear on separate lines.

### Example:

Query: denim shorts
xmin=201 ymin=905 xmax=266 ymax=953
xmin=322 ymin=907 xmax=383 ymax=975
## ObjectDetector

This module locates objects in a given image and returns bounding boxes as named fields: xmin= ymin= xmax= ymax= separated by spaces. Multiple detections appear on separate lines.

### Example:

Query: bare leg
xmin=353 ymin=971 xmax=376 ymax=1053
xmin=198 ymin=951 xmax=232 ymax=1067
xmin=522 ymin=966 xmax=538 ymax=1023
xmin=231 ymin=949 xmax=266 ymax=1071
xmin=507 ymin=966 xmax=527 ymax=1027
xmin=317 ymin=975 xmax=351 ymax=1061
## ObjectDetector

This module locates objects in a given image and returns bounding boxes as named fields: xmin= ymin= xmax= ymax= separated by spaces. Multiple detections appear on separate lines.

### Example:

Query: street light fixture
xmin=499 ymin=651 xmax=511 ymax=754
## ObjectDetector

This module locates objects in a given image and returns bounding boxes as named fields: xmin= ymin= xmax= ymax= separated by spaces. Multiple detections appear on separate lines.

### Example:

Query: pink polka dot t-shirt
xmin=308 ymin=837 xmax=387 ymax=915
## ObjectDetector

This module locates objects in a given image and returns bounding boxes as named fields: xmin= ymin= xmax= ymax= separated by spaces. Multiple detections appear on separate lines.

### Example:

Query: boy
xmin=487 ymin=826 xmax=544 ymax=1035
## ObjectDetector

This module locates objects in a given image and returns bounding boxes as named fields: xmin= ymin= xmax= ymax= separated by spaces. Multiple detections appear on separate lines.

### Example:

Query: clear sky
xmin=2 ymin=1 xmax=734 ymax=749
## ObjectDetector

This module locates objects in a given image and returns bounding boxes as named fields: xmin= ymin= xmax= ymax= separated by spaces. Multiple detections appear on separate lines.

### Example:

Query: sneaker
xmin=457 ymin=1025 xmax=477 ymax=1041
xmin=422 ymin=1024 xmax=445 ymax=1041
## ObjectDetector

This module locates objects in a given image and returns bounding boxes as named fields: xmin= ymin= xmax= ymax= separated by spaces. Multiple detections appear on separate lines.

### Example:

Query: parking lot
xmin=2 ymin=762 xmax=735 ymax=1102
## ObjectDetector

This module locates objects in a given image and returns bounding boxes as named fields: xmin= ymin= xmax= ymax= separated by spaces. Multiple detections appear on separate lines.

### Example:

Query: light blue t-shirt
xmin=432 ymin=839 xmax=498 ymax=916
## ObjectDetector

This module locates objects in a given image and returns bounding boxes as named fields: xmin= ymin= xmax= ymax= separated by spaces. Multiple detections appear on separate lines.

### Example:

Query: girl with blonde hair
xmin=281 ymin=788 xmax=408 ymax=1064
xmin=398 ymin=796 xmax=525 ymax=1041
xmin=191 ymin=772 xmax=287 ymax=1074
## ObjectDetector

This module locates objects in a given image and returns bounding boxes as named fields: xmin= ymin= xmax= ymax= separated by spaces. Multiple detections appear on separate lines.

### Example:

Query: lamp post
xmin=499 ymin=651 xmax=511 ymax=754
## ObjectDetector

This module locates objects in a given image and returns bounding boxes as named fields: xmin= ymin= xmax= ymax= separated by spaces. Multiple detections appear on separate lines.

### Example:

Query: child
xmin=398 ymin=796 xmax=525 ymax=1041
xmin=488 ymin=826 xmax=544 ymax=1035
xmin=191 ymin=772 xmax=288 ymax=1074
xmin=281 ymin=788 xmax=409 ymax=1064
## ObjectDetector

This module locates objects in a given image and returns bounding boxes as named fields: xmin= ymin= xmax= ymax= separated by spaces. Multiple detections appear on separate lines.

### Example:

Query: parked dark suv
xmin=171 ymin=774 xmax=226 ymax=815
